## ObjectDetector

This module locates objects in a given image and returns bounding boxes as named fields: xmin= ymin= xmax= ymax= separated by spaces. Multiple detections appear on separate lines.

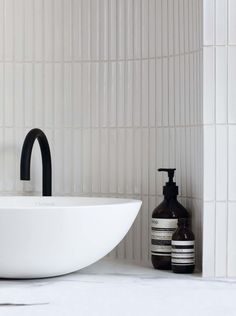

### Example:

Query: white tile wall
xmin=0 ymin=0 xmax=203 ymax=269
xmin=203 ymin=0 xmax=236 ymax=277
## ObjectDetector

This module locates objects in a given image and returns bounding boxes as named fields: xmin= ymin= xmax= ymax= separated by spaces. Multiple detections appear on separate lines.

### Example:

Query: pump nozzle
xmin=158 ymin=168 xmax=178 ymax=198
xmin=158 ymin=168 xmax=176 ymax=183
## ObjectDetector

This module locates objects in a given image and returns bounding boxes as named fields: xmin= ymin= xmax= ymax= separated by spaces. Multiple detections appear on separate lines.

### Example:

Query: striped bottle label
xmin=171 ymin=240 xmax=195 ymax=265
xmin=151 ymin=218 xmax=178 ymax=257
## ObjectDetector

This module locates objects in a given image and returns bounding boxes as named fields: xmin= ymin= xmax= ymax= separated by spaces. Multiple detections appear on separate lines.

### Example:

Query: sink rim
xmin=0 ymin=196 xmax=142 ymax=210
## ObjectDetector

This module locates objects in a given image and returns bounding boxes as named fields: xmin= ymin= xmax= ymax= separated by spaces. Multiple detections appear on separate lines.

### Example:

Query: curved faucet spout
xmin=20 ymin=128 xmax=52 ymax=196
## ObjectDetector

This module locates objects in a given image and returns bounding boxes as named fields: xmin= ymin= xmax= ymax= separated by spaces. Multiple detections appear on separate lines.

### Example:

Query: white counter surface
xmin=0 ymin=259 xmax=235 ymax=316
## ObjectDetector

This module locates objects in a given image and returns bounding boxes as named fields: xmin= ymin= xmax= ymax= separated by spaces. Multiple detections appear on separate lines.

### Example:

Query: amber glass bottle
xmin=171 ymin=218 xmax=195 ymax=274
xmin=151 ymin=169 xmax=189 ymax=270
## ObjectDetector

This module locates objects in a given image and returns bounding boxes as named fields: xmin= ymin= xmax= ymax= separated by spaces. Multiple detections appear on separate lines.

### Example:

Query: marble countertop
xmin=0 ymin=259 xmax=235 ymax=316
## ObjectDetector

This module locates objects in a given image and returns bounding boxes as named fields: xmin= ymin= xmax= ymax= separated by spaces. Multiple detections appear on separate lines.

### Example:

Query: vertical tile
xmin=183 ymin=0 xmax=189 ymax=52
xmin=125 ymin=61 xmax=133 ymax=127
xmin=64 ymin=129 xmax=72 ymax=194
xmin=24 ymin=64 xmax=33 ymax=127
xmin=125 ymin=129 xmax=133 ymax=194
xmin=54 ymin=63 xmax=63 ymax=127
xmin=174 ymin=56 xmax=180 ymax=126
xmin=54 ymin=0 xmax=63 ymax=61
xmin=134 ymin=128 xmax=142 ymax=194
xmin=117 ymin=62 xmax=125 ymax=127
xmin=0 ymin=64 xmax=3 ymax=127
xmin=24 ymin=0 xmax=34 ymax=61
xmin=148 ymin=0 xmax=155 ymax=58
xmin=117 ymin=128 xmax=125 ymax=194
xmin=109 ymin=0 xmax=116 ymax=60
xmin=5 ymin=64 xmax=14 ymax=127
xmin=72 ymin=0 xmax=82 ymax=61
xmin=162 ymin=58 xmax=168 ymax=126
xmin=189 ymin=54 xmax=194 ymax=125
xmin=73 ymin=63 xmax=82 ymax=127
xmin=44 ymin=0 xmax=54 ymax=61
xmin=168 ymin=0 xmax=174 ymax=56
xmin=109 ymin=129 xmax=117 ymax=193
xmin=14 ymin=64 xmax=24 ymax=127
xmin=141 ymin=196 xmax=149 ymax=263
xmin=142 ymin=128 xmax=149 ymax=195
xmin=82 ymin=128 xmax=91 ymax=193
xmin=101 ymin=128 xmax=108 ymax=193
xmin=156 ymin=127 xmax=163 ymax=195
xmin=91 ymin=129 xmax=100 ymax=193
xmin=73 ymin=128 xmax=82 ymax=193
xmin=203 ymin=0 xmax=214 ymax=45
xmin=34 ymin=63 xmax=44 ymax=127
xmin=82 ymin=63 xmax=91 ymax=127
xmin=126 ymin=0 xmax=134 ymax=59
xmin=229 ymin=126 xmax=236 ymax=200
xmin=156 ymin=0 xmax=162 ymax=57
xmin=229 ymin=0 xmax=236 ymax=44
xmin=188 ymin=0 xmax=193 ymax=51
xmin=34 ymin=0 xmax=43 ymax=61
xmin=4 ymin=128 xmax=15 ymax=191
xmin=99 ymin=0 xmax=108 ymax=60
xmin=149 ymin=128 xmax=156 ymax=195
xmin=202 ymin=202 xmax=215 ymax=277
xmin=169 ymin=127 xmax=176 ymax=168
xmin=216 ymin=125 xmax=227 ymax=201
xmin=215 ymin=202 xmax=227 ymax=277
xmin=142 ymin=0 xmax=149 ymax=58
xmin=203 ymin=47 xmax=215 ymax=125
xmin=215 ymin=47 xmax=227 ymax=124
xmin=91 ymin=62 xmax=99 ymax=127
xmin=14 ymin=0 xmax=24 ymax=61
xmin=204 ymin=125 xmax=216 ymax=201
xmin=156 ymin=58 xmax=162 ymax=127
xmin=169 ymin=57 xmax=174 ymax=126
xmin=81 ymin=0 xmax=90 ymax=60
xmin=141 ymin=60 xmax=149 ymax=127
xmin=228 ymin=202 xmax=236 ymax=277
xmin=179 ymin=0 xmax=184 ymax=54
xmin=0 ymin=129 xmax=3 ymax=190
xmin=44 ymin=63 xmax=54 ymax=127
xmin=117 ymin=0 xmax=125 ymax=60
xmin=54 ymin=129 xmax=64 ymax=194
xmin=180 ymin=127 xmax=186 ymax=196
xmin=184 ymin=54 xmax=190 ymax=125
xmin=91 ymin=0 xmax=99 ymax=60
xmin=64 ymin=63 xmax=72 ymax=127
xmin=0 ymin=0 xmax=4 ymax=61
xmin=63 ymin=0 xmax=72 ymax=61
xmin=100 ymin=62 xmax=108 ymax=126
xmin=215 ymin=0 xmax=227 ymax=45
xmin=134 ymin=0 xmax=141 ymax=59
xmin=108 ymin=62 xmax=116 ymax=127
xmin=173 ymin=0 xmax=179 ymax=55
xmin=5 ymin=0 xmax=14 ymax=61
xmin=15 ymin=127 xmax=24 ymax=192
xmin=133 ymin=61 xmax=141 ymax=127
xmin=228 ymin=47 xmax=236 ymax=123
xmin=149 ymin=59 xmax=156 ymax=127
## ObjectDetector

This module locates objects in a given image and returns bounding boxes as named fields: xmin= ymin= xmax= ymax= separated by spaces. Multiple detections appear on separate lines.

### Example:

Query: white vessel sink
xmin=0 ymin=196 xmax=141 ymax=279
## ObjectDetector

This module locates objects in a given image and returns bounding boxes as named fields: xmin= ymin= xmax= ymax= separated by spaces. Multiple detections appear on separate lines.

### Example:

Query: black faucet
xmin=20 ymin=128 xmax=52 ymax=196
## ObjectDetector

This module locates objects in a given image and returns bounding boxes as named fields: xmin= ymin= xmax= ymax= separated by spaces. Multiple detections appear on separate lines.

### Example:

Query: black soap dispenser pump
xmin=151 ymin=168 xmax=189 ymax=270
